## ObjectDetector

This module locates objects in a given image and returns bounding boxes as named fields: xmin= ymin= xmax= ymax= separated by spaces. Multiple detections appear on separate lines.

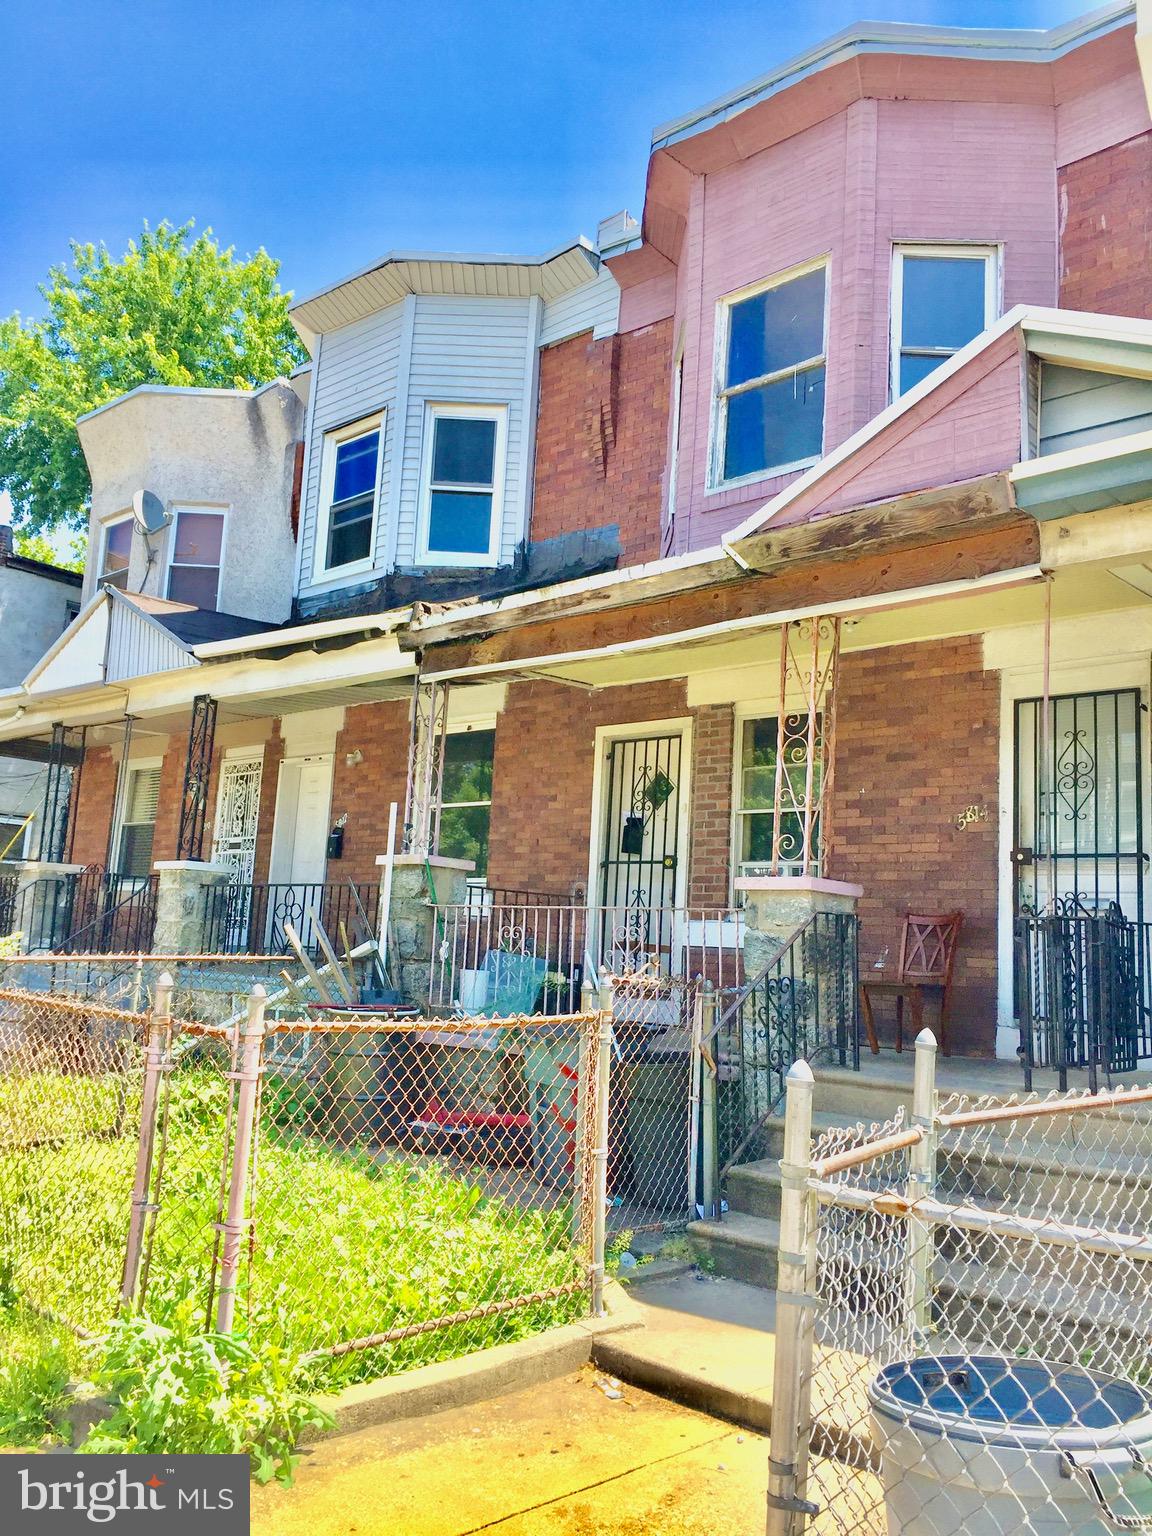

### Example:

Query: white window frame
xmin=708 ymin=255 xmax=830 ymax=493
xmin=889 ymin=243 xmax=1000 ymax=401
xmin=312 ymin=410 xmax=385 ymax=583
xmin=112 ymin=758 xmax=163 ymax=880
xmin=0 ymin=815 xmax=30 ymax=859
xmin=729 ymin=707 xmax=824 ymax=896
xmin=97 ymin=512 xmax=134 ymax=591
xmin=438 ymin=725 xmax=496 ymax=880
xmin=416 ymin=402 xmax=508 ymax=569
xmin=165 ymin=504 xmax=228 ymax=610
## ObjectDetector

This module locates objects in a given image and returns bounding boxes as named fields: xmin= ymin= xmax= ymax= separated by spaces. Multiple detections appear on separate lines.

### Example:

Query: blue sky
xmin=2 ymin=0 xmax=1095 ymax=319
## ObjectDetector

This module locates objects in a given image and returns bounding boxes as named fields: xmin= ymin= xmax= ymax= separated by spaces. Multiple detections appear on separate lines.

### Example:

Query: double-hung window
xmin=714 ymin=261 xmax=827 ymax=486
xmin=116 ymin=765 xmax=162 ymax=879
xmin=437 ymin=728 xmax=495 ymax=876
xmin=318 ymin=414 xmax=383 ymax=576
xmin=167 ymin=506 xmax=225 ymax=609
xmin=418 ymin=404 xmax=507 ymax=567
xmin=734 ymin=716 xmax=823 ymax=879
xmin=99 ymin=516 xmax=133 ymax=590
xmin=891 ymin=245 xmax=998 ymax=398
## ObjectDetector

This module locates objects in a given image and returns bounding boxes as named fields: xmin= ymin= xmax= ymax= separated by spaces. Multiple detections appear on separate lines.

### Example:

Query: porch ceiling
xmin=213 ymin=677 xmax=414 ymax=722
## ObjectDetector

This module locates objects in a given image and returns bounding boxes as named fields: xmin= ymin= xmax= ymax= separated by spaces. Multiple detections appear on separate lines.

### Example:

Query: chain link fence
xmin=0 ymin=975 xmax=615 ymax=1390
xmin=769 ymin=1034 xmax=1152 ymax=1535
xmin=0 ymin=985 xmax=146 ymax=1333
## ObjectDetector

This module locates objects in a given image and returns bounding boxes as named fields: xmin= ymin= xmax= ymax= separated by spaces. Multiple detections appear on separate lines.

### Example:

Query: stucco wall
xmin=0 ymin=561 xmax=80 ymax=685
xmin=77 ymin=381 xmax=303 ymax=624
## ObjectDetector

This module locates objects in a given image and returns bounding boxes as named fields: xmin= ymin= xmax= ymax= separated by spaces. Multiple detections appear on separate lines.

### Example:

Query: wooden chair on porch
xmin=860 ymin=911 xmax=963 ymax=1057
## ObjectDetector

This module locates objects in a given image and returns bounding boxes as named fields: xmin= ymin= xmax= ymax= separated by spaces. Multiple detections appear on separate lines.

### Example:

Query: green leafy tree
xmin=12 ymin=531 xmax=85 ymax=572
xmin=0 ymin=221 xmax=306 ymax=535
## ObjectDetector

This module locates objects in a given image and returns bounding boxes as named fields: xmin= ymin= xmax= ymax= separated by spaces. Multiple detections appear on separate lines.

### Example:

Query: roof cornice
xmin=652 ymin=3 xmax=1136 ymax=151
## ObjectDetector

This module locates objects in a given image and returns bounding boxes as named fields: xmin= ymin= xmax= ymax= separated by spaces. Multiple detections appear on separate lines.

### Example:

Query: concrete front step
xmin=686 ymin=1213 xmax=781 ymax=1289
xmin=591 ymin=1274 xmax=776 ymax=1433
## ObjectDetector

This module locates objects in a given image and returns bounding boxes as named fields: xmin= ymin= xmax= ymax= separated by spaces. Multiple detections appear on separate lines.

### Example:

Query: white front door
xmin=270 ymin=755 xmax=334 ymax=887
xmin=212 ymin=754 xmax=264 ymax=888
xmin=267 ymin=754 xmax=335 ymax=951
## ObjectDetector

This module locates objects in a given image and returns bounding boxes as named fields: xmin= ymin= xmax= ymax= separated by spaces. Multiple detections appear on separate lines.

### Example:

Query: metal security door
xmin=597 ymin=733 xmax=683 ymax=973
xmin=1013 ymin=690 xmax=1144 ymax=919
xmin=212 ymin=756 xmax=263 ymax=888
xmin=1013 ymin=689 xmax=1148 ymax=1076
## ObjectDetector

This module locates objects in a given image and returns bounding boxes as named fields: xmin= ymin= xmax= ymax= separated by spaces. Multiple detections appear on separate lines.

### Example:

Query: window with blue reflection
xmin=424 ymin=411 xmax=501 ymax=561
xmin=718 ymin=265 xmax=827 ymax=482
xmin=895 ymin=250 xmax=993 ymax=397
xmin=324 ymin=427 xmax=379 ymax=569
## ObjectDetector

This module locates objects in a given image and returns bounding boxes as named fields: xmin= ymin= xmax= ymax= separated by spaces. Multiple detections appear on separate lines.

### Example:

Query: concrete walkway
xmin=251 ymin=1369 xmax=769 ymax=1535
xmin=594 ymin=1271 xmax=777 ymax=1432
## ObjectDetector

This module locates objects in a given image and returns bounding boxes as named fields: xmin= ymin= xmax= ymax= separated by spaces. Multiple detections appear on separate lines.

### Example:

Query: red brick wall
xmin=531 ymin=320 xmax=672 ymax=565
xmin=830 ymin=636 xmax=1000 ymax=1057
xmin=688 ymin=704 xmax=734 ymax=908
xmin=70 ymin=747 xmax=117 ymax=869
xmin=1060 ymin=133 xmax=1152 ymax=318
xmin=326 ymin=700 xmax=410 ymax=888
xmin=486 ymin=679 xmax=733 ymax=906
xmin=252 ymin=726 xmax=284 ymax=887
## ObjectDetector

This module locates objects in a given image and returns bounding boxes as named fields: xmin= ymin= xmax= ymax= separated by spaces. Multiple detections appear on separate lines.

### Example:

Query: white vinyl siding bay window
xmin=891 ymin=245 xmax=998 ymax=398
xmin=167 ymin=506 xmax=225 ymax=610
xmin=417 ymin=404 xmax=507 ymax=567
xmin=713 ymin=260 xmax=828 ymax=488
xmin=314 ymin=413 xmax=385 ymax=579
xmin=99 ymin=516 xmax=133 ymax=591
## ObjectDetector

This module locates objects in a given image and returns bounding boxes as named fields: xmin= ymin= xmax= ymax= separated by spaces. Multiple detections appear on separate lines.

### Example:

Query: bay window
xmin=714 ymin=261 xmax=827 ymax=486
xmin=167 ymin=506 xmax=225 ymax=609
xmin=891 ymin=245 xmax=998 ymax=398
xmin=98 ymin=516 xmax=133 ymax=591
xmin=417 ymin=404 xmax=506 ymax=567
xmin=317 ymin=414 xmax=384 ymax=576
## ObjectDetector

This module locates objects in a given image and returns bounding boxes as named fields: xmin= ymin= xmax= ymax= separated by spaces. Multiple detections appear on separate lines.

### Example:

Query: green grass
xmin=0 ymin=1299 xmax=79 ymax=1448
xmin=0 ymin=1067 xmax=589 ymax=1391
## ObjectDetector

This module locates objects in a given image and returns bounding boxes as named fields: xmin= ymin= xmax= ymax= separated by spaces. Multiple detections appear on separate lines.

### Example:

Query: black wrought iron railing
xmin=0 ymin=873 xmax=18 ymax=939
xmin=707 ymin=910 xmax=859 ymax=1180
xmin=203 ymin=880 xmax=381 ymax=956
xmin=1015 ymin=907 xmax=1151 ymax=1090
xmin=56 ymin=874 xmax=159 ymax=956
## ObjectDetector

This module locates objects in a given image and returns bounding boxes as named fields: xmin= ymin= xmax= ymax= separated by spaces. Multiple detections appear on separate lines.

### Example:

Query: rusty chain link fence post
xmin=215 ymin=982 xmax=267 ymax=1334
xmin=590 ymin=978 xmax=615 ymax=1318
xmin=121 ymin=970 xmax=173 ymax=1310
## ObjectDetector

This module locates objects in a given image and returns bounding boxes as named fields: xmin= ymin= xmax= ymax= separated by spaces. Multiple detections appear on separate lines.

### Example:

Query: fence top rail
xmin=0 ymin=952 xmax=291 ymax=965
xmin=264 ymin=1009 xmax=604 ymax=1036
xmin=810 ymin=1125 xmax=924 ymax=1180
xmin=938 ymin=1081 xmax=1152 ymax=1129
xmin=808 ymin=1179 xmax=1152 ymax=1263
xmin=0 ymin=985 xmax=149 ymax=1026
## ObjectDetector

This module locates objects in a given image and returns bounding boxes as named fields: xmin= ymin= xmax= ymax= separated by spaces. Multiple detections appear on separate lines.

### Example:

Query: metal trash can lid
xmin=869 ymin=1355 xmax=1152 ymax=1451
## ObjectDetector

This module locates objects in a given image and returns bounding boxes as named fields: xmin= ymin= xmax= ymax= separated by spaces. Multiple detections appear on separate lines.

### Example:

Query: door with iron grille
xmin=1014 ymin=689 xmax=1145 ymax=918
xmin=1013 ymin=688 xmax=1148 ymax=1074
xmin=597 ymin=733 xmax=684 ymax=973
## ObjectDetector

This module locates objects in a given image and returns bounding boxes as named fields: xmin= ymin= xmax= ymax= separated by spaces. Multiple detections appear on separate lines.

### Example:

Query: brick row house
xmin=5 ymin=3 xmax=1152 ymax=1074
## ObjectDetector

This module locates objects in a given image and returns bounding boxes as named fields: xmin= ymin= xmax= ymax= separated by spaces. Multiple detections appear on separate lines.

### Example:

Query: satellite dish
xmin=131 ymin=489 xmax=170 ymax=537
